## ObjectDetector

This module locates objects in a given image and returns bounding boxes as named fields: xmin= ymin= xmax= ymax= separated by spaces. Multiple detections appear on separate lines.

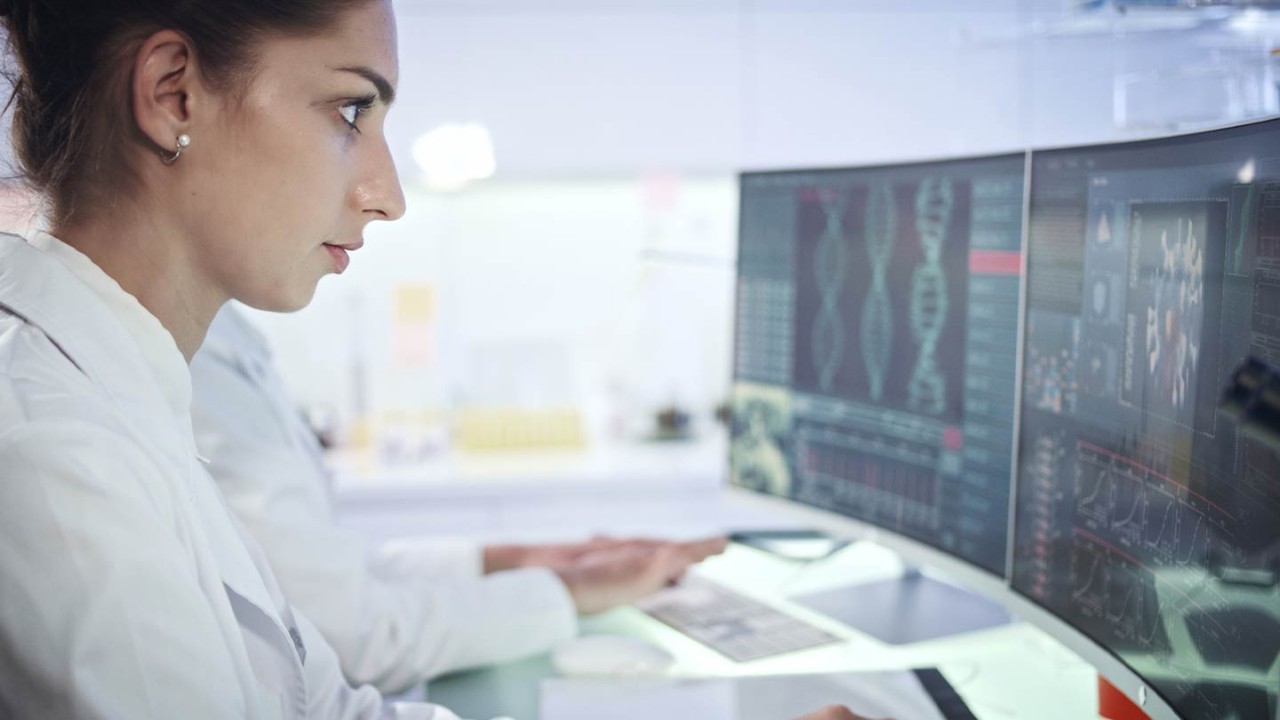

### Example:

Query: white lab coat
xmin=0 ymin=233 xmax=468 ymax=720
xmin=190 ymin=305 xmax=577 ymax=691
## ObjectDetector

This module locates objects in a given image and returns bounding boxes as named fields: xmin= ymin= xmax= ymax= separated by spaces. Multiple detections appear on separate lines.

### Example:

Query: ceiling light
xmin=412 ymin=123 xmax=496 ymax=191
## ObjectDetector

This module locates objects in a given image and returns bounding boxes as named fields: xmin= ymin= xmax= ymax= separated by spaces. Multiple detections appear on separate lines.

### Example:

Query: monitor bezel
xmin=1003 ymin=592 xmax=1182 ymax=720
xmin=1027 ymin=112 xmax=1280 ymax=158
xmin=739 ymin=149 xmax=1029 ymax=185
xmin=726 ymin=484 xmax=1011 ymax=604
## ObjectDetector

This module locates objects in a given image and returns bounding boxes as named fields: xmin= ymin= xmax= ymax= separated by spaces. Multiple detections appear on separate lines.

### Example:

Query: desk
xmin=425 ymin=543 xmax=1104 ymax=720
xmin=328 ymin=437 xmax=732 ymax=543
xmin=326 ymin=441 xmax=1105 ymax=718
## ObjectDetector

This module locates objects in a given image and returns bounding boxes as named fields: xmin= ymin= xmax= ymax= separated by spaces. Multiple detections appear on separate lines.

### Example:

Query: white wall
xmin=245 ymin=175 xmax=739 ymax=441
xmin=385 ymin=0 xmax=1031 ymax=178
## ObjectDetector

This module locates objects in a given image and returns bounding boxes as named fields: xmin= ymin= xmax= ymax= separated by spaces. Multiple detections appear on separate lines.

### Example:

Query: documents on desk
xmin=539 ymin=670 xmax=967 ymax=720
xmin=633 ymin=576 xmax=842 ymax=662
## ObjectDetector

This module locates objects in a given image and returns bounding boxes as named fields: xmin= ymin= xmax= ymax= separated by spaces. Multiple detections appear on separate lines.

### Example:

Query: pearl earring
xmin=162 ymin=134 xmax=191 ymax=165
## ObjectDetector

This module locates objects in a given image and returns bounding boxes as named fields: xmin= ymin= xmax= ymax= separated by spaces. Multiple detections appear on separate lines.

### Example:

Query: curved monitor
xmin=729 ymin=152 xmax=1026 ymax=590
xmin=1011 ymin=118 xmax=1280 ymax=720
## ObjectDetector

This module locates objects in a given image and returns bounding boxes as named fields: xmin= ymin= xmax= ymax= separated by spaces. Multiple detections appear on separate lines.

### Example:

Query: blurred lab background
xmin=7 ymin=0 xmax=1280 ymax=534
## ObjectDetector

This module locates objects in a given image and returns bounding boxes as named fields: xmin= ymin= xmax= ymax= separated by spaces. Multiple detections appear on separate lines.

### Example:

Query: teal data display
xmin=1013 ymin=119 xmax=1280 ymax=719
xmin=731 ymin=154 xmax=1025 ymax=577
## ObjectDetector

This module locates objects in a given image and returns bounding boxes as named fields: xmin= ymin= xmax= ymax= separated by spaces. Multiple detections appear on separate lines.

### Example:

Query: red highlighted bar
xmin=969 ymin=250 xmax=1022 ymax=276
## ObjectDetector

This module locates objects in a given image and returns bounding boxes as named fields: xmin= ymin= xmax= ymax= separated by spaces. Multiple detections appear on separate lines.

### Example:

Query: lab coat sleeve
xmin=190 ymin=348 xmax=577 ymax=694
xmin=0 ymin=421 xmax=254 ymax=719
xmin=372 ymin=535 xmax=485 ymax=581
xmin=290 ymin=607 xmax=488 ymax=720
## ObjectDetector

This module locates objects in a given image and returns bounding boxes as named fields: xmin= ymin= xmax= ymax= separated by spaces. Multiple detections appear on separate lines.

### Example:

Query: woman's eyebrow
xmin=333 ymin=65 xmax=396 ymax=105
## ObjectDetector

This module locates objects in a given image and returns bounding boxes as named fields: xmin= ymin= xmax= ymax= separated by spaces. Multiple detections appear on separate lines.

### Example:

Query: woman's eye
xmin=339 ymin=104 xmax=362 ymax=130
xmin=339 ymin=97 xmax=375 ymax=132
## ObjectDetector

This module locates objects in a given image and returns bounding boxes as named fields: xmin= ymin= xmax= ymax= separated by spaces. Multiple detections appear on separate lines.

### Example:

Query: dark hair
xmin=0 ymin=0 xmax=373 ymax=226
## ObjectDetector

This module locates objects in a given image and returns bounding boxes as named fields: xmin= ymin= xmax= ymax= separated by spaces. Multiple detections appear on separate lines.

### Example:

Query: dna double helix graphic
xmin=861 ymin=184 xmax=895 ymax=401
xmin=812 ymin=192 xmax=848 ymax=392
xmin=908 ymin=177 xmax=954 ymax=415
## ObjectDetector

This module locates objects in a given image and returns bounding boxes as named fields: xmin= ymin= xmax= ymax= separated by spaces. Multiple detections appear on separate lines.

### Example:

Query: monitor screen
xmin=1012 ymin=119 xmax=1280 ymax=718
xmin=731 ymin=153 xmax=1025 ymax=577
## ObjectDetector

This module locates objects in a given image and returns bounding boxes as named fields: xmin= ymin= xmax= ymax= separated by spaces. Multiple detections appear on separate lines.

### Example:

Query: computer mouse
xmin=551 ymin=634 xmax=676 ymax=678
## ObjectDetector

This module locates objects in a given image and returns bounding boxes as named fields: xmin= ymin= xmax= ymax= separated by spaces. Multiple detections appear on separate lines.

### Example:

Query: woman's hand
xmin=792 ymin=706 xmax=883 ymax=720
xmin=540 ymin=537 xmax=727 ymax=615
xmin=483 ymin=536 xmax=671 ymax=574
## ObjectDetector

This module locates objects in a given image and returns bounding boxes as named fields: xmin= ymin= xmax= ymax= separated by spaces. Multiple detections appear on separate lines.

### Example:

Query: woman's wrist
xmin=482 ymin=544 xmax=527 ymax=574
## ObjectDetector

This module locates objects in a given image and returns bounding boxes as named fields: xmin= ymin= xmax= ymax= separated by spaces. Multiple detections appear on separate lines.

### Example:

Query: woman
xmin=0 ymin=1 xmax=862 ymax=718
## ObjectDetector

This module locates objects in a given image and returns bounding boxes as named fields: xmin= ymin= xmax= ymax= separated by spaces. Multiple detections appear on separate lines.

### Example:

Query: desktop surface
xmin=538 ymin=670 xmax=965 ymax=720
xmin=425 ymin=541 xmax=1102 ymax=720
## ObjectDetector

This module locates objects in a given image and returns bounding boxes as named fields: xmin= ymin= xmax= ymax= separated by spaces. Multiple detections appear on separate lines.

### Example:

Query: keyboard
xmin=634 ymin=576 xmax=843 ymax=662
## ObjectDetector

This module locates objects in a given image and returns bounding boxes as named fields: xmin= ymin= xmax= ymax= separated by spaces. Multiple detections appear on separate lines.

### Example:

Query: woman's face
xmin=183 ymin=0 xmax=405 ymax=312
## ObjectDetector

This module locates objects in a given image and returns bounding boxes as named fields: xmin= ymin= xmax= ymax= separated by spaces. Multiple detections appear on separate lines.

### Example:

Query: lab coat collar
xmin=26 ymin=231 xmax=192 ymax=424
xmin=0 ymin=234 xmax=194 ymax=465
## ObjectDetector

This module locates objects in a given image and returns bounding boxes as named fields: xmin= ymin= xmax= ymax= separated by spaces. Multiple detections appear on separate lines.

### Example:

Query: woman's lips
xmin=324 ymin=243 xmax=351 ymax=273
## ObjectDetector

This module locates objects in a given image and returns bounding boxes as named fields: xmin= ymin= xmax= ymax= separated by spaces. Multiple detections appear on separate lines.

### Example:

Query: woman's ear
xmin=131 ymin=30 xmax=200 ymax=158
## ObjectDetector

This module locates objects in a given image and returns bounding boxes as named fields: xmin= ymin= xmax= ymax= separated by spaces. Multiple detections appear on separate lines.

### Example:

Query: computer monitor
xmin=730 ymin=152 xmax=1026 ymax=643
xmin=1009 ymin=118 xmax=1280 ymax=720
